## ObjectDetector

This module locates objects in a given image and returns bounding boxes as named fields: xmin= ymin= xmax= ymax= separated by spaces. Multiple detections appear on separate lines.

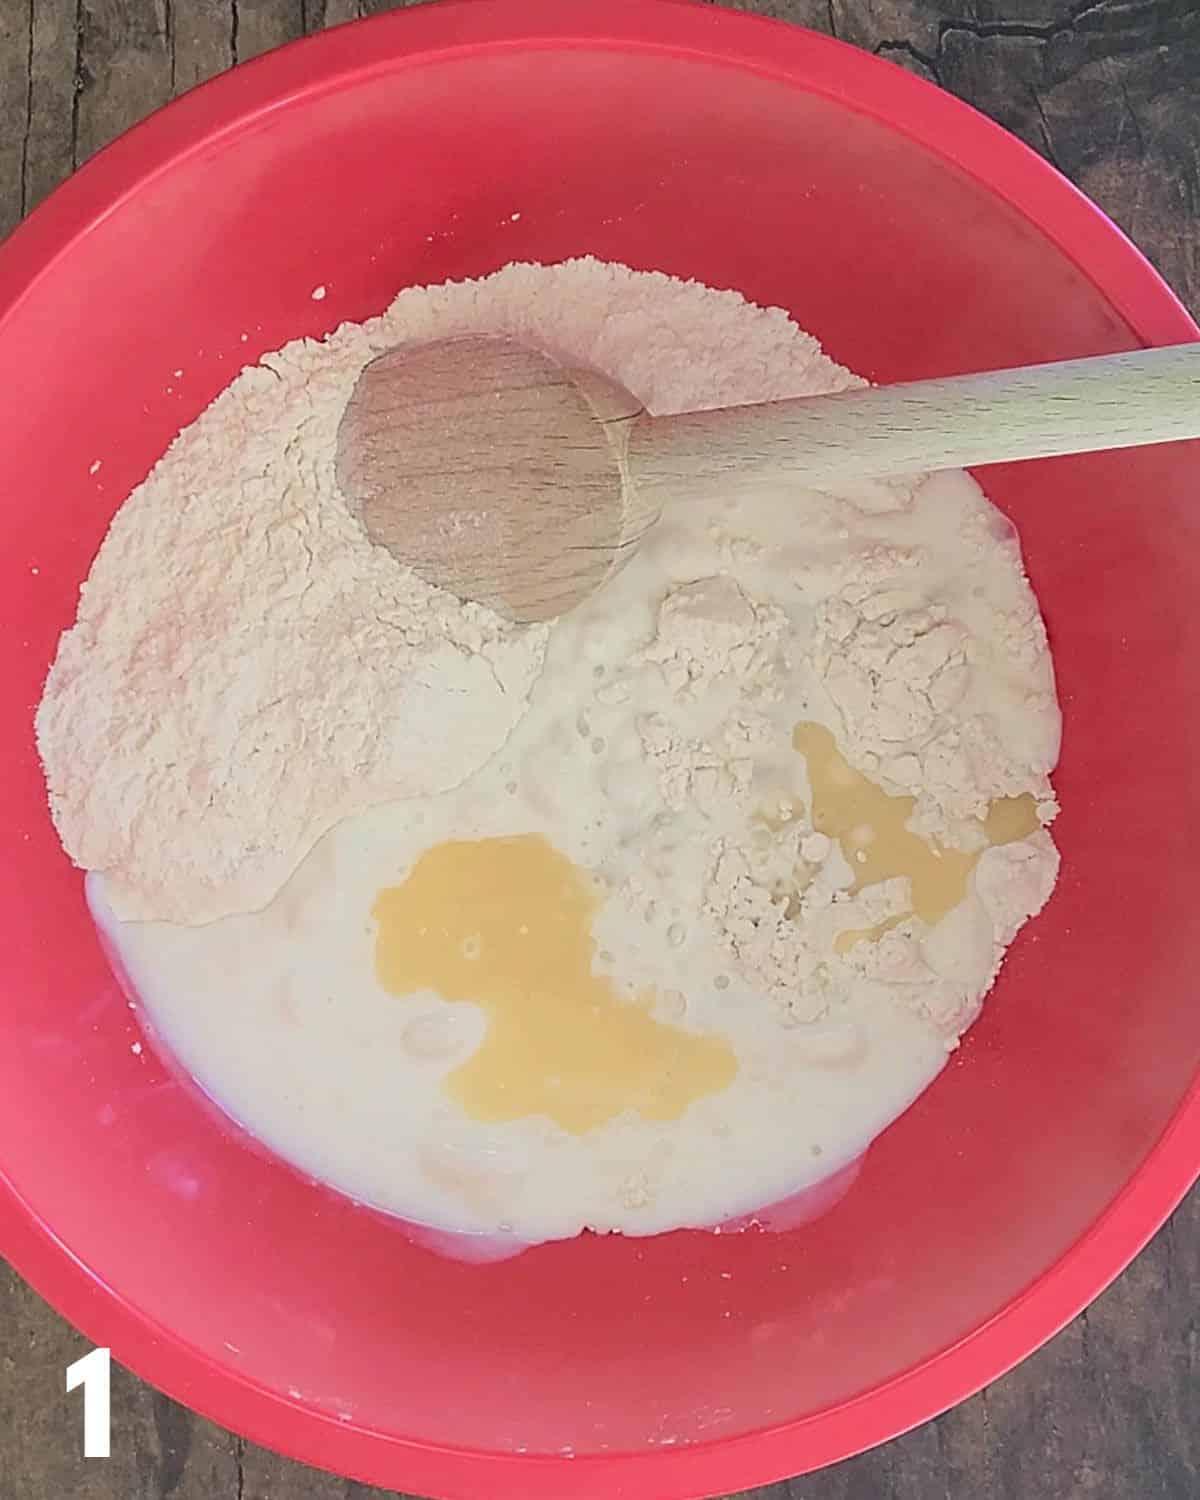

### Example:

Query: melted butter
xmin=984 ymin=793 xmax=1041 ymax=845
xmin=833 ymin=914 xmax=907 ymax=957
xmin=372 ymin=834 xmax=738 ymax=1135
xmin=793 ymin=723 xmax=1039 ymax=948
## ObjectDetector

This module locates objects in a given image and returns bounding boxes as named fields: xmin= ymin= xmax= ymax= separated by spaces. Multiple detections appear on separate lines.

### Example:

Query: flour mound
xmin=37 ymin=301 xmax=553 ymax=924
xmin=38 ymin=259 xmax=858 ymax=926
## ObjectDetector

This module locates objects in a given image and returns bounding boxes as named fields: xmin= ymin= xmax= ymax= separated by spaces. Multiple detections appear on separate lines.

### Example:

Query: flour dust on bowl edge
xmin=0 ymin=2 xmax=1198 ymax=1496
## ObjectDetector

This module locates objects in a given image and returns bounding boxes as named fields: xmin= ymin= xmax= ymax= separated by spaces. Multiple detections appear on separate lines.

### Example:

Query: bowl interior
xmin=1 ymin=13 xmax=1198 ymax=1495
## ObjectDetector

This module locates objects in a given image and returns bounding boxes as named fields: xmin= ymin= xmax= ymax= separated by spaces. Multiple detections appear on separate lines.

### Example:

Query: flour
xmin=36 ymin=260 xmax=866 ymax=927
xmin=52 ymin=260 xmax=1062 ymax=1241
xmin=635 ymin=579 xmax=784 ymax=809
xmin=582 ymin=478 xmax=1059 ymax=1043
xmin=811 ymin=551 xmax=1058 ymax=829
xmin=37 ymin=357 xmax=547 ymax=925
xmin=633 ymin=525 xmax=1059 ymax=1038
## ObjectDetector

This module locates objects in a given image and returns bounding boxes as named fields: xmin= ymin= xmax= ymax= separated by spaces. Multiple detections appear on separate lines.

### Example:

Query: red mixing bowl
xmin=1 ymin=2 xmax=1197 ymax=1495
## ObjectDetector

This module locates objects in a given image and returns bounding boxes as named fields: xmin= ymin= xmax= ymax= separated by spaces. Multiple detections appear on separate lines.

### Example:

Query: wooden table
xmin=1 ymin=2 xmax=1196 ymax=1496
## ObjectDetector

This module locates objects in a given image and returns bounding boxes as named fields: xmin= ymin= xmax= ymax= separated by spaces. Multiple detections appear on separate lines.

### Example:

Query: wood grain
xmin=338 ymin=337 xmax=650 ymax=621
xmin=348 ymin=336 xmax=1200 ymax=622
xmin=632 ymin=344 xmax=1200 ymax=497
xmin=825 ymin=0 xmax=1200 ymax=311
xmin=75 ymin=0 xmax=172 ymax=168
xmin=1 ymin=2 xmax=1197 ymax=1497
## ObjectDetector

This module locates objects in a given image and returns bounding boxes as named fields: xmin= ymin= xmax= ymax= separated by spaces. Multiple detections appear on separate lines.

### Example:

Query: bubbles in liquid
xmin=373 ymin=835 xmax=736 ymax=1134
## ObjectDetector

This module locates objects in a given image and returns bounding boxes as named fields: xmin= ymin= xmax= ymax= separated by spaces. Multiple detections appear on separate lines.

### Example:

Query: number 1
xmin=66 ymin=1346 xmax=111 ymax=1458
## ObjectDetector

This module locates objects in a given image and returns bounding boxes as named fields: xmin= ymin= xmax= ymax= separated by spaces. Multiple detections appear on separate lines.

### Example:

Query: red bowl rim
xmin=1 ymin=2 xmax=1197 ymax=1496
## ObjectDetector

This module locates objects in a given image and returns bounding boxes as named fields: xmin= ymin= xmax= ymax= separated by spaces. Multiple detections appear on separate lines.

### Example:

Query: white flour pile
xmin=43 ymin=259 xmax=1061 ymax=1243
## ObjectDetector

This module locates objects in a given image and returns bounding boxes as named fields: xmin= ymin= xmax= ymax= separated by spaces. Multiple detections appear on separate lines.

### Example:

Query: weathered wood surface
xmin=0 ymin=1 xmax=1196 ymax=1496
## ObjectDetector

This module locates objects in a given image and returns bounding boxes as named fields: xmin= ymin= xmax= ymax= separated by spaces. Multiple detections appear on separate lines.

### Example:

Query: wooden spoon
xmin=336 ymin=335 xmax=1200 ymax=623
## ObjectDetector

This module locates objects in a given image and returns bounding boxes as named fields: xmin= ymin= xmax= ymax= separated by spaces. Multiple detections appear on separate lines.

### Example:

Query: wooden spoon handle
xmin=627 ymin=343 xmax=1200 ymax=501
